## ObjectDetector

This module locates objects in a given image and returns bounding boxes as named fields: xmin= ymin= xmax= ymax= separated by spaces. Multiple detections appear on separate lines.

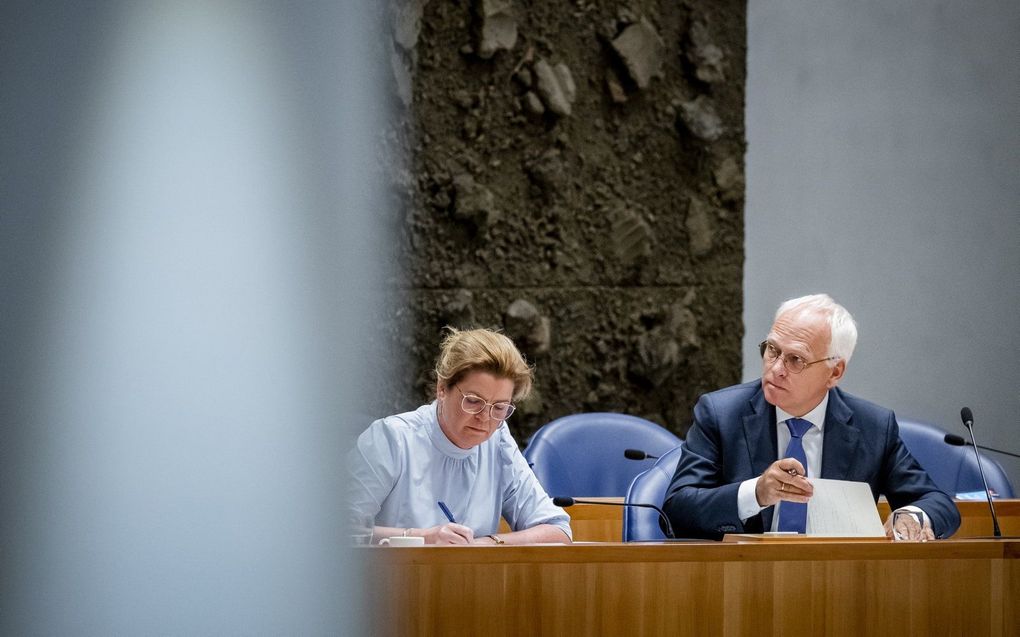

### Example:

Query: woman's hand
xmin=422 ymin=523 xmax=474 ymax=544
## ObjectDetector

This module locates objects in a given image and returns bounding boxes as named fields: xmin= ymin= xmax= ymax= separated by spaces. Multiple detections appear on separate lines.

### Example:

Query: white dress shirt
xmin=736 ymin=395 xmax=829 ymax=528
xmin=736 ymin=394 xmax=926 ymax=531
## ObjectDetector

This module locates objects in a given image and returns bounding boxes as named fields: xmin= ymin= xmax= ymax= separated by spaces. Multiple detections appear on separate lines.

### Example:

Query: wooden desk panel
xmin=498 ymin=497 xmax=624 ymax=541
xmin=548 ymin=498 xmax=1020 ymax=542
xmin=878 ymin=499 xmax=1020 ymax=538
xmin=366 ymin=540 xmax=1019 ymax=637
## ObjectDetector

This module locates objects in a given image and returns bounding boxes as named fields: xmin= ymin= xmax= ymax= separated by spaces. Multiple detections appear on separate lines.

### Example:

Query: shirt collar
xmin=776 ymin=392 xmax=829 ymax=433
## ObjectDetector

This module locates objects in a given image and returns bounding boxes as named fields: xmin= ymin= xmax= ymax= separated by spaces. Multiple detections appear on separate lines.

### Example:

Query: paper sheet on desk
xmin=804 ymin=478 xmax=885 ymax=537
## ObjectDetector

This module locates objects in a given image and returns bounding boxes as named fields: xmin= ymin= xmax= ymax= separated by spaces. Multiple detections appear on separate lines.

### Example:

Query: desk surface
xmin=366 ymin=539 xmax=1020 ymax=636
xmin=370 ymin=536 xmax=1019 ymax=564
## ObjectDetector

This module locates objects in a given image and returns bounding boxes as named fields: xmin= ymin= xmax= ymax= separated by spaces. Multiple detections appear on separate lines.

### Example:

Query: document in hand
xmin=805 ymin=478 xmax=886 ymax=536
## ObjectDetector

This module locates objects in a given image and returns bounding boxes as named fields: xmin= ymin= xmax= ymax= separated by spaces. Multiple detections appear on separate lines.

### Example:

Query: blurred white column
xmin=1 ymin=1 xmax=394 ymax=634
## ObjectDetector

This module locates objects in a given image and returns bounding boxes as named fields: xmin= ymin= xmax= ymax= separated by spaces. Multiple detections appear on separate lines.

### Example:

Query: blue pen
xmin=437 ymin=501 xmax=457 ymax=523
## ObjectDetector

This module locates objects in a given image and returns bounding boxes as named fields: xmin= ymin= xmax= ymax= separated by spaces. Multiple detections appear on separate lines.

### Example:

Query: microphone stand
xmin=943 ymin=434 xmax=1020 ymax=459
xmin=554 ymin=496 xmax=677 ymax=540
xmin=961 ymin=408 xmax=1002 ymax=538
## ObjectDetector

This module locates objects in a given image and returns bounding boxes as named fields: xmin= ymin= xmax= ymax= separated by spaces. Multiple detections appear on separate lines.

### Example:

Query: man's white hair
xmin=775 ymin=294 xmax=858 ymax=364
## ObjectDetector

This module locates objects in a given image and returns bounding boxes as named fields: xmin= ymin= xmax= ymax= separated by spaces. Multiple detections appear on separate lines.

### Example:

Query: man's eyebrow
xmin=778 ymin=343 xmax=812 ymax=358
xmin=768 ymin=338 xmax=807 ymax=354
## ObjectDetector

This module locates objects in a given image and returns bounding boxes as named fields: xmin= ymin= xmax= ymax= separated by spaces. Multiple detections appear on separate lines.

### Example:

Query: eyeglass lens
xmin=759 ymin=341 xmax=807 ymax=373
xmin=461 ymin=394 xmax=515 ymax=420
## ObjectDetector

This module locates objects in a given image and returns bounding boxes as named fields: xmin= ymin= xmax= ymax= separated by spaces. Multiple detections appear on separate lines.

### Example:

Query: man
xmin=663 ymin=294 xmax=960 ymax=540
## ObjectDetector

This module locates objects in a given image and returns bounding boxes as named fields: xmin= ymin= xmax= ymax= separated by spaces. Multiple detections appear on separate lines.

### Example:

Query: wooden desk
xmin=366 ymin=539 xmax=1020 ymax=636
xmin=552 ymin=498 xmax=1020 ymax=542
xmin=879 ymin=499 xmax=1020 ymax=538
xmin=497 ymin=497 xmax=624 ymax=541
xmin=558 ymin=497 xmax=625 ymax=541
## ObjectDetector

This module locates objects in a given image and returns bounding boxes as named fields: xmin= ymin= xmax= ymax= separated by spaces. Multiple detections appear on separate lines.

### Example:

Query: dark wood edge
xmin=362 ymin=538 xmax=1020 ymax=566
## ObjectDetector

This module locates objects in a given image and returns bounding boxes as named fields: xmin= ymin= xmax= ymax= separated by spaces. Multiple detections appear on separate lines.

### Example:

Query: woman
xmin=347 ymin=328 xmax=571 ymax=544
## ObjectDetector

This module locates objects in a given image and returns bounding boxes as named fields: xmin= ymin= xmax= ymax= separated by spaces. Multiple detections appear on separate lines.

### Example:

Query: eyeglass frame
xmin=758 ymin=340 xmax=839 ymax=374
xmin=455 ymin=386 xmax=516 ymax=421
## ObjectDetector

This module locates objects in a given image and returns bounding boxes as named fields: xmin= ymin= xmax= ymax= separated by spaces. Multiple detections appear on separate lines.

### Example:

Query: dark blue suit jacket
xmin=663 ymin=380 xmax=961 ymax=540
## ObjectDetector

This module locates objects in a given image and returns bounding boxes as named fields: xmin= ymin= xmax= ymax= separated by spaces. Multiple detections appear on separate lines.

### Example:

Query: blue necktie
xmin=777 ymin=418 xmax=812 ymax=533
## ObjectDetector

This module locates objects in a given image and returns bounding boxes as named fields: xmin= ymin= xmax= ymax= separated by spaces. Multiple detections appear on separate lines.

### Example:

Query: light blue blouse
xmin=348 ymin=402 xmax=571 ymax=539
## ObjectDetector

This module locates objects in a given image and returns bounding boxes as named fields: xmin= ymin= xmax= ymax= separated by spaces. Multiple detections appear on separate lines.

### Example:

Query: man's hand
xmin=885 ymin=509 xmax=935 ymax=542
xmin=756 ymin=458 xmax=814 ymax=507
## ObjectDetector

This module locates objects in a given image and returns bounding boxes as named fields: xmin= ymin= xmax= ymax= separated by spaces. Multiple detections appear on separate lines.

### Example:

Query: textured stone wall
xmin=380 ymin=0 xmax=746 ymax=443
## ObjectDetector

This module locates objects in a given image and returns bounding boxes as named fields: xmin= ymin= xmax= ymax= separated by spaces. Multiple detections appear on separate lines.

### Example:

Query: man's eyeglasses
xmin=759 ymin=340 xmax=838 ymax=374
xmin=456 ymin=386 xmax=516 ymax=421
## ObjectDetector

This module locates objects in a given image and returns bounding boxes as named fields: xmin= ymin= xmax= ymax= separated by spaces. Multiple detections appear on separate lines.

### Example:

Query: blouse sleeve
xmin=346 ymin=418 xmax=403 ymax=523
xmin=497 ymin=429 xmax=572 ymax=540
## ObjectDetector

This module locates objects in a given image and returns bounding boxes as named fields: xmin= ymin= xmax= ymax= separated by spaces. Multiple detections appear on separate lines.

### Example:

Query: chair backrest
xmin=523 ymin=413 xmax=681 ymax=497
xmin=624 ymin=444 xmax=683 ymax=541
xmin=897 ymin=418 xmax=1015 ymax=498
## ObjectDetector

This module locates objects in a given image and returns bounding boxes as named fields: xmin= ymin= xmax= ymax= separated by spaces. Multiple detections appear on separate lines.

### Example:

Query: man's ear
xmin=826 ymin=359 xmax=846 ymax=388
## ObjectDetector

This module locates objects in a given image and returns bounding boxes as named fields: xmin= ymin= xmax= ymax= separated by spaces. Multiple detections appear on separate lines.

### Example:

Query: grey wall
xmin=744 ymin=2 xmax=1020 ymax=487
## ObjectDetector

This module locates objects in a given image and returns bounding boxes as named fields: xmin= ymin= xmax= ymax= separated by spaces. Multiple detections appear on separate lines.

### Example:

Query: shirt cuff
xmin=737 ymin=477 xmax=764 ymax=522
xmin=895 ymin=504 xmax=931 ymax=529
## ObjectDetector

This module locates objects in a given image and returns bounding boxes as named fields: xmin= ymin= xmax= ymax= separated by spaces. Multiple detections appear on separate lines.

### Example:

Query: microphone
xmin=944 ymin=433 xmax=1020 ymax=459
xmin=553 ymin=496 xmax=676 ymax=539
xmin=960 ymin=407 xmax=1001 ymax=538
xmin=624 ymin=448 xmax=659 ymax=461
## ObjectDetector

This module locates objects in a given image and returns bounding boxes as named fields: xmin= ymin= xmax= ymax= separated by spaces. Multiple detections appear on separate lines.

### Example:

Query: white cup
xmin=378 ymin=536 xmax=425 ymax=547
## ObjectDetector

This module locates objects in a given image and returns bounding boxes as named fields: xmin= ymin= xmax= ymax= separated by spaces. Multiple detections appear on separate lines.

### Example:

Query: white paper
xmin=800 ymin=478 xmax=886 ymax=537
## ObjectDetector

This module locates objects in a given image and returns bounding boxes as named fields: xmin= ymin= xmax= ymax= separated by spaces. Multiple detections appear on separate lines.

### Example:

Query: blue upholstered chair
xmin=897 ymin=418 xmax=1014 ymax=498
xmin=523 ymin=413 xmax=681 ymax=497
xmin=623 ymin=444 xmax=683 ymax=541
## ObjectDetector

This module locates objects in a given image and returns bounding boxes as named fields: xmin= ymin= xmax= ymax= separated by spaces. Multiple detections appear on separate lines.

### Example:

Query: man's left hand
xmin=884 ymin=509 xmax=935 ymax=541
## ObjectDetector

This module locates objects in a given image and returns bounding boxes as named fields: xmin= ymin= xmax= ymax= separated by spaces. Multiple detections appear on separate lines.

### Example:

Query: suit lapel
xmin=743 ymin=384 xmax=777 ymax=529
xmin=821 ymin=388 xmax=859 ymax=480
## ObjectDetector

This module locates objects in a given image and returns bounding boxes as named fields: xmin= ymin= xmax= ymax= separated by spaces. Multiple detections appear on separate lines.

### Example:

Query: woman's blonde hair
xmin=434 ymin=327 xmax=533 ymax=402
